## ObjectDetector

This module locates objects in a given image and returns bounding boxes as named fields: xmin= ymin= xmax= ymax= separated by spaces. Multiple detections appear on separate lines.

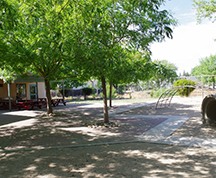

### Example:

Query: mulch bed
xmin=112 ymin=116 xmax=168 ymax=135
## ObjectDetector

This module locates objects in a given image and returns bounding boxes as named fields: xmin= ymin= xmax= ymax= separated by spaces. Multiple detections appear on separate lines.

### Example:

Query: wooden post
xmin=36 ymin=82 xmax=39 ymax=101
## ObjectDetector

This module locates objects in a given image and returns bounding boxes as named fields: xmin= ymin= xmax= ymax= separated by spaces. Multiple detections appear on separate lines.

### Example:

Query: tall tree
xmin=107 ymin=50 xmax=153 ymax=107
xmin=193 ymin=0 xmax=216 ymax=87
xmin=71 ymin=0 xmax=175 ymax=123
xmin=1 ymin=0 xmax=83 ymax=114
xmin=2 ymin=0 xmax=175 ymax=121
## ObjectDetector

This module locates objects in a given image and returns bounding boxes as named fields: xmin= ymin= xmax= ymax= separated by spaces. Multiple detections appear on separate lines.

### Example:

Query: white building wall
xmin=37 ymin=82 xmax=46 ymax=98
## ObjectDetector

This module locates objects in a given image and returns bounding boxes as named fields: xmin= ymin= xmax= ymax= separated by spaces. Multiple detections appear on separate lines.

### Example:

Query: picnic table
xmin=38 ymin=97 xmax=66 ymax=107
xmin=51 ymin=98 xmax=66 ymax=107
xmin=0 ymin=99 xmax=17 ymax=110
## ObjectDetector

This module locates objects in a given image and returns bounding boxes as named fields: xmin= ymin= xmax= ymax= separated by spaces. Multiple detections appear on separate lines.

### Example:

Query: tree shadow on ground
xmin=1 ymin=99 xmax=216 ymax=177
xmin=123 ymin=102 xmax=201 ymax=118
xmin=0 ymin=100 xmax=206 ymax=150
xmin=0 ymin=142 xmax=216 ymax=177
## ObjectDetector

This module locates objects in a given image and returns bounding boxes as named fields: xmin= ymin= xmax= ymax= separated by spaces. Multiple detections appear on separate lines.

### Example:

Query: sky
xmin=150 ymin=0 xmax=216 ymax=74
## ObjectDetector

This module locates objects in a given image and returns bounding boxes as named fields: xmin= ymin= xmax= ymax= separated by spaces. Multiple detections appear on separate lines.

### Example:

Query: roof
xmin=14 ymin=76 xmax=44 ymax=83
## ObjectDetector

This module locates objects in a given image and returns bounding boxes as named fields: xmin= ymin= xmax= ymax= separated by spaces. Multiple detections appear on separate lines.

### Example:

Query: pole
xmin=7 ymin=83 xmax=11 ymax=111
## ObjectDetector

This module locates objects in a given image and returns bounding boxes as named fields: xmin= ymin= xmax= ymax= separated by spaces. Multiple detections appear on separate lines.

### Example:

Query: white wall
xmin=37 ymin=82 xmax=46 ymax=98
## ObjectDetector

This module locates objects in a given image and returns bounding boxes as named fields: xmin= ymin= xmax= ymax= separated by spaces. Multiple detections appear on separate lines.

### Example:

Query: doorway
xmin=29 ymin=84 xmax=38 ymax=100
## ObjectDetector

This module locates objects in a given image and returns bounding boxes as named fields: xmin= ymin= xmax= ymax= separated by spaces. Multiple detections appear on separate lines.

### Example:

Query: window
xmin=30 ymin=84 xmax=37 ymax=99
xmin=16 ymin=84 xmax=26 ymax=99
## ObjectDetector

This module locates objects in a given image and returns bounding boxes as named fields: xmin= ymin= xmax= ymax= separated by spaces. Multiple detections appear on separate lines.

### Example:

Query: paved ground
xmin=0 ymin=96 xmax=214 ymax=148
xmin=0 ymin=96 xmax=216 ymax=177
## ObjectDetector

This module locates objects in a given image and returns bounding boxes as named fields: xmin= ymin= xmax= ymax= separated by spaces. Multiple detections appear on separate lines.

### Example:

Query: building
xmin=0 ymin=76 xmax=46 ymax=110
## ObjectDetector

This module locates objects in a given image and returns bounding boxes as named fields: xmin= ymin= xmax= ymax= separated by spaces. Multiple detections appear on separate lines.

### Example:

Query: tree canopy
xmin=150 ymin=60 xmax=178 ymax=88
xmin=193 ymin=0 xmax=216 ymax=22
xmin=1 ymin=0 xmax=84 ymax=113
xmin=191 ymin=55 xmax=216 ymax=88
xmin=70 ymin=0 xmax=175 ymax=122
xmin=192 ymin=55 xmax=216 ymax=75
xmin=1 ymin=0 xmax=175 ymax=122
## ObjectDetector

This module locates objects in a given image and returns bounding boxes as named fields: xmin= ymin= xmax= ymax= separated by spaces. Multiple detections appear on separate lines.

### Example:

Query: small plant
xmin=173 ymin=79 xmax=196 ymax=96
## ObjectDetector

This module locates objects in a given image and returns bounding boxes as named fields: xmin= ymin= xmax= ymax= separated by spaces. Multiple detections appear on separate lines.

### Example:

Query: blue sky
xmin=151 ymin=0 xmax=216 ymax=74
xmin=164 ymin=0 xmax=195 ymax=24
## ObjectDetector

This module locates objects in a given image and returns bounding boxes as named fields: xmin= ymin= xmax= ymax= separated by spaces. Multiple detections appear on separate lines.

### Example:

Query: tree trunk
xmin=44 ymin=78 xmax=53 ymax=114
xmin=84 ymin=94 xmax=87 ymax=100
xmin=109 ymin=82 xmax=112 ymax=107
xmin=7 ymin=83 xmax=11 ymax=111
xmin=212 ymin=76 xmax=215 ymax=89
xmin=101 ymin=76 xmax=109 ymax=123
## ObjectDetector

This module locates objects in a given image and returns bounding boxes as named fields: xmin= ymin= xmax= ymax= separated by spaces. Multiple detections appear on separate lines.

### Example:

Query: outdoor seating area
xmin=0 ymin=99 xmax=17 ymax=110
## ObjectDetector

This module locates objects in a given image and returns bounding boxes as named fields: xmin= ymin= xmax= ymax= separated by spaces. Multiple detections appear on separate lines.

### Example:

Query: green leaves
xmin=192 ymin=55 xmax=216 ymax=76
xmin=193 ymin=0 xmax=216 ymax=22
xmin=150 ymin=60 xmax=178 ymax=88
xmin=0 ymin=0 xmax=176 ymax=118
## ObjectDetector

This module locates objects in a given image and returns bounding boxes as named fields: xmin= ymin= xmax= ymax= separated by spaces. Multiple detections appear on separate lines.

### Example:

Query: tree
xmin=193 ymin=0 xmax=216 ymax=22
xmin=71 ymin=0 xmax=176 ymax=123
xmin=1 ymin=0 xmax=85 ymax=114
xmin=193 ymin=1 xmax=216 ymax=88
xmin=105 ymin=50 xmax=153 ymax=107
xmin=150 ymin=60 xmax=178 ymax=88
xmin=2 ymin=0 xmax=175 ymax=122
xmin=192 ymin=55 xmax=216 ymax=88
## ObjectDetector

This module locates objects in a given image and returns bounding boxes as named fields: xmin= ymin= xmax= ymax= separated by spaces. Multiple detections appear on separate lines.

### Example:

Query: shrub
xmin=173 ymin=79 xmax=196 ymax=96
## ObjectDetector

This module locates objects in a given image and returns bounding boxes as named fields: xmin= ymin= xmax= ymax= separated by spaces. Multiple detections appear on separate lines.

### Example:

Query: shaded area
xmin=0 ymin=142 xmax=216 ymax=178
xmin=0 ymin=110 xmax=42 ymax=126
xmin=1 ymin=96 xmax=216 ymax=177
xmin=172 ymin=116 xmax=216 ymax=139
xmin=113 ymin=116 xmax=168 ymax=135
xmin=124 ymin=102 xmax=201 ymax=118
xmin=0 ymin=115 xmax=33 ymax=126
xmin=0 ymin=111 xmax=169 ymax=149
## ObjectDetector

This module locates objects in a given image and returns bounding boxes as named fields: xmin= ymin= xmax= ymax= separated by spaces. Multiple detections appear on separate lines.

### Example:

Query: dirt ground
xmin=0 ymin=96 xmax=216 ymax=178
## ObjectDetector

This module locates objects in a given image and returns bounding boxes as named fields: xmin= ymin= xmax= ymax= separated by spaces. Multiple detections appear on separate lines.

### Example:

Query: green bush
xmin=173 ymin=79 xmax=196 ymax=96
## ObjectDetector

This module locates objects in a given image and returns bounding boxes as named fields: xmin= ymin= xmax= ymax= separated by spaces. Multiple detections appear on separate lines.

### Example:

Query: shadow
xmin=0 ymin=99 xmax=203 ymax=149
xmin=124 ymin=102 xmax=201 ymax=118
xmin=0 ymin=102 xmax=99 ymax=127
xmin=0 ymin=110 xmax=42 ymax=126
xmin=1 ymin=97 xmax=216 ymax=177
xmin=1 ymin=142 xmax=216 ymax=177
